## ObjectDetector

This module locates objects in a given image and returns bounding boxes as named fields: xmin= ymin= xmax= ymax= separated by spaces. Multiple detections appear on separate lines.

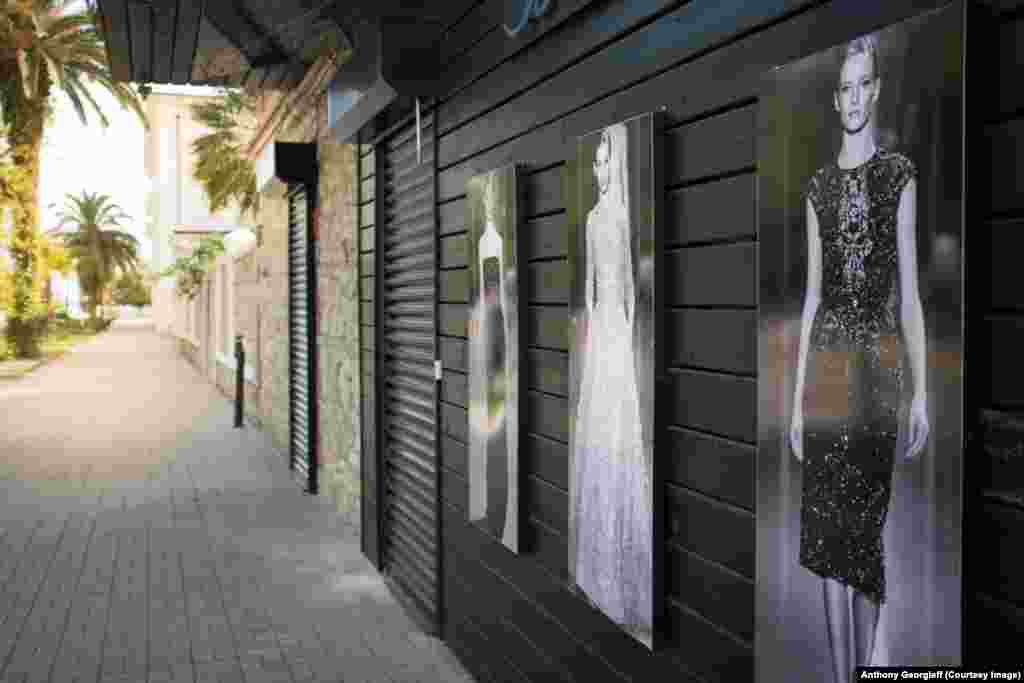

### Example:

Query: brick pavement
xmin=0 ymin=320 xmax=475 ymax=683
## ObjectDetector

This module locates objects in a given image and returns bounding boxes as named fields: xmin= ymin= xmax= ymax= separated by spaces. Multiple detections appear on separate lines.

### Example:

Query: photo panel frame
xmin=566 ymin=112 xmax=664 ymax=650
xmin=756 ymin=4 xmax=964 ymax=680
xmin=466 ymin=164 xmax=523 ymax=554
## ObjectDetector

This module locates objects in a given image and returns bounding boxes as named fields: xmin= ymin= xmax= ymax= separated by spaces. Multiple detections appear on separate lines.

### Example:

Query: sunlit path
xmin=0 ymin=319 xmax=473 ymax=683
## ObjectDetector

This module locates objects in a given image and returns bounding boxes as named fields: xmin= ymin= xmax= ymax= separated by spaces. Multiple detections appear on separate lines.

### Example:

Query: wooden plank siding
xmin=354 ymin=0 xmax=1016 ymax=679
xmin=964 ymin=2 xmax=1024 ymax=669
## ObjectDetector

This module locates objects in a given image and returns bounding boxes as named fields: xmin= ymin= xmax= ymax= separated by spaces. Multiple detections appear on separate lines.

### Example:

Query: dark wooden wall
xmin=965 ymin=0 xmax=1024 ymax=666
xmin=356 ymin=0 xmax=1023 ymax=680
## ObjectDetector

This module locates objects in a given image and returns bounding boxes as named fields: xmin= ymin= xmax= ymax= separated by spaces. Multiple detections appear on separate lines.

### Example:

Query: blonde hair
xmin=839 ymin=33 xmax=881 ymax=84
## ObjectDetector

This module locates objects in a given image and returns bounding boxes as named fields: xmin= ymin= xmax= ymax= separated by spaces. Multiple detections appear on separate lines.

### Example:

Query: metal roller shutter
xmin=376 ymin=113 xmax=440 ymax=632
xmin=289 ymin=184 xmax=318 ymax=494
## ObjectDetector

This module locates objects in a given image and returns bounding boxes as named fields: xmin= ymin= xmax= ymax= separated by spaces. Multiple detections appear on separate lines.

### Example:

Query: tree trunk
xmin=3 ymin=59 xmax=51 ymax=358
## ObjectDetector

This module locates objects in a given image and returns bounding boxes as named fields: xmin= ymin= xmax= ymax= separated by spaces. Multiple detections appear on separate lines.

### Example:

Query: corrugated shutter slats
xmin=289 ymin=184 xmax=317 ymax=493
xmin=377 ymin=117 xmax=439 ymax=630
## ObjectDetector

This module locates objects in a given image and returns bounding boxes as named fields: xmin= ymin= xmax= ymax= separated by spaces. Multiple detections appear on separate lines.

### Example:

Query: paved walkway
xmin=0 ymin=320 xmax=474 ymax=683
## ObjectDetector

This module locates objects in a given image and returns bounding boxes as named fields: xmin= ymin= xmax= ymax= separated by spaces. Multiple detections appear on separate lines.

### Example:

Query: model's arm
xmin=791 ymin=197 xmax=823 ymax=462
xmin=896 ymin=178 xmax=929 ymax=458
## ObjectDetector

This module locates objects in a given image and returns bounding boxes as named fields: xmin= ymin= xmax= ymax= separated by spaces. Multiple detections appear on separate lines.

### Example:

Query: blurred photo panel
xmin=467 ymin=165 xmax=522 ymax=554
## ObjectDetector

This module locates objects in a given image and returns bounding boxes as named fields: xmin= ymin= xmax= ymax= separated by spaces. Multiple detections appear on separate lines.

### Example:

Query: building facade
xmin=96 ymin=0 xmax=1023 ymax=680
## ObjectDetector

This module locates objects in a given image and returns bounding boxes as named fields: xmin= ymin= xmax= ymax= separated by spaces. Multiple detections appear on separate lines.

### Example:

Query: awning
xmin=95 ymin=1 xmax=473 ymax=90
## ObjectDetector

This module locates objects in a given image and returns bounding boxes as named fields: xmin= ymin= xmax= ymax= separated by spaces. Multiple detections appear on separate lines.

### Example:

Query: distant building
xmin=142 ymin=89 xmax=252 ymax=337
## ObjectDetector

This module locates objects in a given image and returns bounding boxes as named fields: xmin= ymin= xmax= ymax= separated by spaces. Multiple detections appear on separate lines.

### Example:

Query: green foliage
xmin=57 ymin=191 xmax=139 ymax=318
xmin=160 ymin=234 xmax=225 ymax=301
xmin=110 ymin=268 xmax=150 ymax=306
xmin=0 ymin=1 xmax=147 ymax=358
xmin=190 ymin=91 xmax=260 ymax=219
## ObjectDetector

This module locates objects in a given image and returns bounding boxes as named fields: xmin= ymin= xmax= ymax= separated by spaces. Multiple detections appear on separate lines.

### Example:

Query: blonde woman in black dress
xmin=789 ymin=35 xmax=930 ymax=682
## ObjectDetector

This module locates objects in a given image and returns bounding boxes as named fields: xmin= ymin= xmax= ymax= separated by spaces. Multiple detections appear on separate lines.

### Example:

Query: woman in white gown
xmin=572 ymin=123 xmax=653 ymax=645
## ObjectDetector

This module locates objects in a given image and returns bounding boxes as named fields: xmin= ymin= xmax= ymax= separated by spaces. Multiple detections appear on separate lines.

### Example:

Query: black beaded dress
xmin=799 ymin=147 xmax=916 ymax=605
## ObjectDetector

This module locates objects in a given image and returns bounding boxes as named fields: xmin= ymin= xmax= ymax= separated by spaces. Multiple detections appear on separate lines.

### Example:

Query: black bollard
xmin=234 ymin=334 xmax=245 ymax=428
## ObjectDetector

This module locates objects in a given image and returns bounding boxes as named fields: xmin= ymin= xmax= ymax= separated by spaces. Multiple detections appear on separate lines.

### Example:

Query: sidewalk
xmin=0 ymin=319 xmax=474 ymax=683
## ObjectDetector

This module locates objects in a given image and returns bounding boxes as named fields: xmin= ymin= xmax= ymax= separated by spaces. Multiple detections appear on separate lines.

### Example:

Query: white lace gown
xmin=573 ymin=198 xmax=653 ymax=642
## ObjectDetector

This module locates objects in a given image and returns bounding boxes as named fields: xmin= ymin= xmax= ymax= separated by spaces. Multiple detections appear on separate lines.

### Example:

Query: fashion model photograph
xmin=756 ymin=6 xmax=964 ymax=681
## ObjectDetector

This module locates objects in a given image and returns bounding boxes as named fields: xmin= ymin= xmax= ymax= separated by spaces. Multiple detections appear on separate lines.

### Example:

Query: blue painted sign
xmin=503 ymin=0 xmax=551 ymax=38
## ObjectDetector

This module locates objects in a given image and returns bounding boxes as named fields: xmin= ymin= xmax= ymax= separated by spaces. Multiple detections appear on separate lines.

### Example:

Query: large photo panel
xmin=467 ymin=164 xmax=522 ymax=554
xmin=756 ymin=4 xmax=964 ymax=681
xmin=568 ymin=113 xmax=660 ymax=650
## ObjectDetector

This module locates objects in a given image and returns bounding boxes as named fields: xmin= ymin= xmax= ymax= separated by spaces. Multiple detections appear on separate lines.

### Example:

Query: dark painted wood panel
xmin=361 ymin=277 xmax=374 ymax=302
xmin=524 ymin=214 xmax=568 ymax=260
xmin=988 ymin=317 xmax=1024 ymax=406
xmin=437 ymin=0 xmax=951 ymax=202
xmin=996 ymin=18 xmax=1024 ymax=117
xmin=361 ymin=302 xmax=374 ymax=327
xmin=437 ymin=0 xmax=810 ymax=168
xmin=665 ymin=600 xmax=752 ymax=683
xmin=665 ymin=106 xmax=756 ymax=185
xmin=526 ymin=348 xmax=569 ymax=397
xmin=363 ymin=499 xmax=380 ymax=567
xmin=666 ymin=427 xmax=755 ymax=511
xmin=666 ymin=309 xmax=757 ymax=375
xmin=437 ymin=339 xmax=568 ymax=397
xmin=667 ymin=369 xmax=756 ymax=443
xmin=667 ymin=174 xmax=756 ymax=246
xmin=127 ymin=2 xmax=152 ymax=83
xmin=524 ymin=166 xmax=564 ymax=216
xmin=527 ymin=390 xmax=569 ymax=443
xmin=971 ymin=501 xmax=1024 ymax=603
xmin=988 ymin=118 xmax=1024 ymax=214
xmin=150 ymin=0 xmax=177 ymax=83
xmin=441 ymin=403 xmax=469 ymax=443
xmin=525 ymin=306 xmax=569 ymax=350
xmin=170 ymin=0 xmax=202 ymax=84
xmin=442 ymin=504 xmax=706 ymax=682
xmin=442 ymin=435 xmax=469 ymax=477
xmin=441 ymin=234 xmax=469 ymax=269
xmin=203 ymin=2 xmax=273 ymax=61
xmin=667 ymin=542 xmax=754 ymax=642
xmin=361 ymin=325 xmax=375 ymax=351
xmin=439 ymin=0 xmax=503 ymax=67
xmin=525 ymin=474 xmax=568 ymax=534
xmin=989 ymin=220 xmax=1024 ymax=310
xmin=440 ymin=0 xmax=679 ymax=130
xmin=523 ymin=433 xmax=569 ymax=493
xmin=666 ymin=244 xmax=756 ymax=307
xmin=440 ymin=336 xmax=469 ymax=373
xmin=439 ymin=303 xmax=468 ymax=337
xmin=440 ymin=199 xmax=467 ymax=235
xmin=440 ymin=270 xmax=469 ymax=303
xmin=441 ymin=371 xmax=468 ymax=407
xmin=442 ymin=465 xmax=468 ymax=512
xmin=446 ymin=571 xmax=572 ymax=683
xmin=526 ymin=260 xmax=569 ymax=304
xmin=445 ymin=540 xmax=612 ymax=683
xmin=444 ymin=615 xmax=504 ymax=683
xmin=965 ymin=592 xmax=1024 ymax=667
xmin=666 ymin=484 xmax=755 ymax=579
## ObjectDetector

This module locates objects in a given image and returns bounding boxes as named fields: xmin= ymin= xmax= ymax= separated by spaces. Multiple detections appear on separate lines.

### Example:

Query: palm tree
xmin=0 ymin=0 xmax=147 ymax=356
xmin=57 ymin=191 xmax=139 ymax=320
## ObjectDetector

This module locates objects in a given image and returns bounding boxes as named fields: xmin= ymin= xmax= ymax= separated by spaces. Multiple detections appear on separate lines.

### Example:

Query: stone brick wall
xmin=231 ymin=96 xmax=362 ymax=532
